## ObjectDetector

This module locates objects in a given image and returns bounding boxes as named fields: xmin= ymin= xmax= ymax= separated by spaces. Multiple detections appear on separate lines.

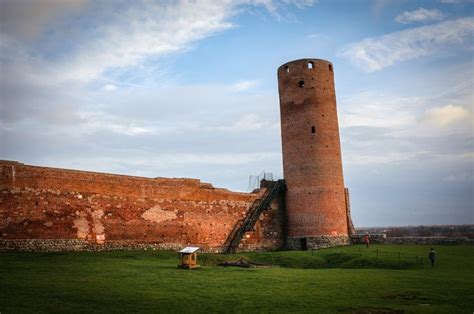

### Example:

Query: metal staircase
xmin=224 ymin=179 xmax=285 ymax=254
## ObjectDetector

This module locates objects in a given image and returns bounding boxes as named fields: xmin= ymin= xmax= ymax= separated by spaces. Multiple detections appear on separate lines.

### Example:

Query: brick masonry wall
xmin=238 ymin=192 xmax=287 ymax=252
xmin=278 ymin=59 xmax=349 ymax=239
xmin=0 ymin=161 xmax=286 ymax=252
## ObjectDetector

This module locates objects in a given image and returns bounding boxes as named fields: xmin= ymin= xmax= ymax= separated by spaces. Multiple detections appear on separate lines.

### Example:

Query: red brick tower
xmin=277 ymin=58 xmax=350 ymax=249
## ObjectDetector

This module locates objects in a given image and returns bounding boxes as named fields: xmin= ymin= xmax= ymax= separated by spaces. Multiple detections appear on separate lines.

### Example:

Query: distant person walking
xmin=364 ymin=234 xmax=370 ymax=248
xmin=429 ymin=248 xmax=437 ymax=267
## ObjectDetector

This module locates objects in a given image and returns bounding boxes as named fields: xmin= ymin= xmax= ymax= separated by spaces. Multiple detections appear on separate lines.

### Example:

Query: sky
xmin=0 ymin=0 xmax=473 ymax=227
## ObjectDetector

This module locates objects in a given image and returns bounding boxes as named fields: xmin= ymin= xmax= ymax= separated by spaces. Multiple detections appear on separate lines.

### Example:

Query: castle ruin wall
xmin=0 ymin=161 xmax=285 ymax=252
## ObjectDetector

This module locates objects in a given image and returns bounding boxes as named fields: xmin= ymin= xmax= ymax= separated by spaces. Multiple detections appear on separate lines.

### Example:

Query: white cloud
xmin=282 ymin=0 xmax=317 ymax=9
xmin=439 ymin=0 xmax=471 ymax=3
xmin=339 ymin=17 xmax=474 ymax=72
xmin=345 ymin=151 xmax=424 ymax=165
xmin=3 ymin=78 xmax=278 ymax=141
xmin=231 ymin=80 xmax=260 ymax=92
xmin=339 ymin=92 xmax=418 ymax=129
xmin=163 ymin=152 xmax=280 ymax=166
xmin=1 ymin=0 xmax=319 ymax=88
xmin=340 ymin=89 xmax=473 ymax=137
xmin=423 ymin=104 xmax=472 ymax=126
xmin=102 ymin=84 xmax=117 ymax=92
xmin=218 ymin=113 xmax=268 ymax=132
xmin=58 ymin=1 xmax=238 ymax=82
xmin=232 ymin=114 xmax=265 ymax=130
xmin=339 ymin=79 xmax=473 ymax=166
xmin=395 ymin=8 xmax=444 ymax=24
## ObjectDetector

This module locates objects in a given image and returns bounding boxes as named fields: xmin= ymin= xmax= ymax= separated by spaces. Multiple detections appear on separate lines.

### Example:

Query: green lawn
xmin=1 ymin=245 xmax=473 ymax=313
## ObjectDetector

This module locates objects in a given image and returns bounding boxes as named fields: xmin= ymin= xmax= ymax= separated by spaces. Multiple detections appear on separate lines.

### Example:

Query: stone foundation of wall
xmin=0 ymin=239 xmax=241 ymax=253
xmin=0 ymin=239 xmax=185 ymax=252
xmin=287 ymin=235 xmax=350 ymax=250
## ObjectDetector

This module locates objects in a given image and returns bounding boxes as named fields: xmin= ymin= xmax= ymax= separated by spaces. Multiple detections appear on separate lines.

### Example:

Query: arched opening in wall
xmin=311 ymin=126 xmax=316 ymax=134
xmin=308 ymin=62 xmax=314 ymax=69
xmin=328 ymin=64 xmax=333 ymax=72
xmin=300 ymin=238 xmax=308 ymax=250
xmin=299 ymin=80 xmax=305 ymax=88
xmin=285 ymin=66 xmax=289 ymax=73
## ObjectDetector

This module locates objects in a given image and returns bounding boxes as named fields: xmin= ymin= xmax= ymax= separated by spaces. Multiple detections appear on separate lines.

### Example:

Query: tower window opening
xmin=311 ymin=126 xmax=316 ymax=134
xmin=298 ymin=80 xmax=305 ymax=88
xmin=308 ymin=62 xmax=314 ymax=69
xmin=285 ymin=66 xmax=289 ymax=73
xmin=328 ymin=64 xmax=333 ymax=72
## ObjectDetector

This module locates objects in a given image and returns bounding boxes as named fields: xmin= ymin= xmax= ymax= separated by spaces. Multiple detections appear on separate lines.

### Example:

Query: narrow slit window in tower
xmin=311 ymin=126 xmax=316 ymax=134
xmin=328 ymin=64 xmax=333 ymax=72
xmin=285 ymin=66 xmax=289 ymax=73
xmin=308 ymin=62 xmax=314 ymax=69
xmin=299 ymin=80 xmax=305 ymax=88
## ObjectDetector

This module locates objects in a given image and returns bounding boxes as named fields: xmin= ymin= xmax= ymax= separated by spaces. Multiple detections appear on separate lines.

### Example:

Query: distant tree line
xmin=356 ymin=225 xmax=474 ymax=239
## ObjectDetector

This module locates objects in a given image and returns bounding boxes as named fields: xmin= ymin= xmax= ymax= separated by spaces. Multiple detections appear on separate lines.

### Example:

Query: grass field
xmin=1 ymin=244 xmax=473 ymax=313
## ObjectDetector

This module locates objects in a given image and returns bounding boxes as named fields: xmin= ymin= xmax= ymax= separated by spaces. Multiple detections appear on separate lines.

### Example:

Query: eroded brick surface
xmin=0 ymin=161 xmax=285 ymax=252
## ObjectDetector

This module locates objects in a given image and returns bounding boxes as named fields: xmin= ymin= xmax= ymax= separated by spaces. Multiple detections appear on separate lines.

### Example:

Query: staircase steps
xmin=224 ymin=179 xmax=285 ymax=254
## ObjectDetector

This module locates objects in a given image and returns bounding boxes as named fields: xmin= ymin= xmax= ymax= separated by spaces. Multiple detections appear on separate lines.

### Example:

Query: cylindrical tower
xmin=278 ymin=58 xmax=349 ymax=249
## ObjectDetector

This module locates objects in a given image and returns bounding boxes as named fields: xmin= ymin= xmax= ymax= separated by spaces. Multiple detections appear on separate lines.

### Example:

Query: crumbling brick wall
xmin=0 ymin=160 xmax=285 ymax=252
